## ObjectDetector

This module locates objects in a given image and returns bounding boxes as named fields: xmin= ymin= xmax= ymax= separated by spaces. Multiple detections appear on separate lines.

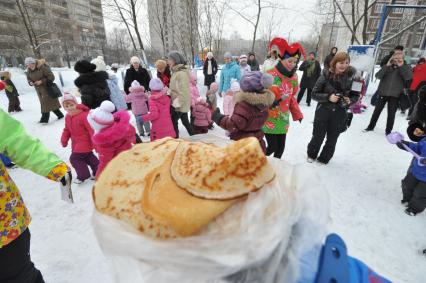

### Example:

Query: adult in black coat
xmin=247 ymin=52 xmax=260 ymax=71
xmin=379 ymin=45 xmax=404 ymax=67
xmin=307 ymin=52 xmax=360 ymax=164
xmin=323 ymin=47 xmax=337 ymax=71
xmin=203 ymin=52 xmax=218 ymax=89
xmin=74 ymin=60 xmax=111 ymax=109
xmin=297 ymin=52 xmax=322 ymax=106
xmin=124 ymin=56 xmax=151 ymax=94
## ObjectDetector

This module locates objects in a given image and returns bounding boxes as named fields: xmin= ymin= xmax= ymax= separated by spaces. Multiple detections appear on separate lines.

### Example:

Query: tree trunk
xmin=362 ymin=0 xmax=369 ymax=44
xmin=251 ymin=0 xmax=262 ymax=52
xmin=113 ymin=0 xmax=137 ymax=51
xmin=15 ymin=0 xmax=42 ymax=58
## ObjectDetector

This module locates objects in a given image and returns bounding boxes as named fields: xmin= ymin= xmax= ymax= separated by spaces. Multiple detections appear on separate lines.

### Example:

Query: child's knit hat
xmin=149 ymin=78 xmax=164 ymax=91
xmin=210 ymin=82 xmax=219 ymax=92
xmin=240 ymin=71 xmax=273 ymax=93
xmin=91 ymin=56 xmax=107 ymax=72
xmin=87 ymin=101 xmax=115 ymax=133
xmin=129 ymin=80 xmax=145 ymax=93
xmin=61 ymin=92 xmax=78 ymax=106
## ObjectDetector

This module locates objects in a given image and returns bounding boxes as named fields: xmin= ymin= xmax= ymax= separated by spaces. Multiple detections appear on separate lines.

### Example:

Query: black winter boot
xmin=39 ymin=112 xmax=50 ymax=124
xmin=53 ymin=109 xmax=64 ymax=119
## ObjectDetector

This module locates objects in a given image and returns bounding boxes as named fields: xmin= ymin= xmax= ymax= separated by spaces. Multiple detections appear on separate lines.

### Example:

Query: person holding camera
xmin=307 ymin=52 xmax=361 ymax=164
xmin=364 ymin=52 xmax=412 ymax=135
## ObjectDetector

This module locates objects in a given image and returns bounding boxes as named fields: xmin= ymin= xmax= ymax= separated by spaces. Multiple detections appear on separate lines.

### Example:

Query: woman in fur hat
xmin=263 ymin=38 xmax=304 ymax=159
xmin=203 ymin=52 xmax=218 ymax=89
xmin=25 ymin=57 xmax=64 ymax=123
xmin=74 ymin=60 xmax=111 ymax=110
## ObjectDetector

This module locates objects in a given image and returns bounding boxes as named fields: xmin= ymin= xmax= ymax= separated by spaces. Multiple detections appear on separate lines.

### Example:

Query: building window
xmin=415 ymin=35 xmax=422 ymax=45
xmin=420 ymin=20 xmax=426 ymax=29
xmin=374 ymin=3 xmax=384 ymax=14
xmin=50 ymin=0 xmax=67 ymax=8
xmin=369 ymin=18 xmax=379 ymax=30
xmin=393 ymin=7 xmax=404 ymax=14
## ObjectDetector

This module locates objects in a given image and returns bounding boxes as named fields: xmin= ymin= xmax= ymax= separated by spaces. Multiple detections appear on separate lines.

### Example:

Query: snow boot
xmin=405 ymin=207 xmax=418 ymax=216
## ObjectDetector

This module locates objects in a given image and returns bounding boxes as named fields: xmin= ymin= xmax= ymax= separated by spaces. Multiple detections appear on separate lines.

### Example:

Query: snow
xmin=1 ymin=67 xmax=425 ymax=283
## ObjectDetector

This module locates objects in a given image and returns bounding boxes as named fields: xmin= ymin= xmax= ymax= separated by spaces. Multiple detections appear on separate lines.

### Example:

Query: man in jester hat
xmin=262 ymin=37 xmax=305 ymax=159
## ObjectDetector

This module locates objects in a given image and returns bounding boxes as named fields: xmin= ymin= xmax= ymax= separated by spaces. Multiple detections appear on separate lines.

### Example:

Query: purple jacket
xmin=193 ymin=101 xmax=212 ymax=127
xmin=125 ymin=85 xmax=148 ymax=115
xmin=142 ymin=91 xmax=176 ymax=141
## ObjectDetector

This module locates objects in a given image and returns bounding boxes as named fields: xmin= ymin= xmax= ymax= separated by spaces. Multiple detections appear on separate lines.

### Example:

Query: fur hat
xmin=0 ymin=80 xmax=6 ymax=91
xmin=149 ymin=78 xmax=164 ymax=91
xmin=91 ymin=56 xmax=107 ymax=72
xmin=207 ymin=52 xmax=214 ymax=59
xmin=61 ymin=92 xmax=78 ymax=106
xmin=24 ymin=57 xmax=36 ymax=65
xmin=167 ymin=51 xmax=186 ymax=65
xmin=111 ymin=63 xmax=119 ymax=69
xmin=87 ymin=101 xmax=115 ymax=133
xmin=224 ymin=52 xmax=233 ymax=59
xmin=269 ymin=37 xmax=306 ymax=60
xmin=240 ymin=71 xmax=273 ymax=93
xmin=130 ymin=56 xmax=140 ymax=64
xmin=129 ymin=80 xmax=145 ymax=93
xmin=74 ymin=60 xmax=96 ymax=73
xmin=155 ymin=59 xmax=167 ymax=70
xmin=418 ymin=57 xmax=426 ymax=64
xmin=230 ymin=79 xmax=240 ymax=92
xmin=210 ymin=82 xmax=219 ymax=92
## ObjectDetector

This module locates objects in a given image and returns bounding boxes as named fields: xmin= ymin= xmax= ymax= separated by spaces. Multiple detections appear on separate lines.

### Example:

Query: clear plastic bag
xmin=92 ymin=135 xmax=329 ymax=283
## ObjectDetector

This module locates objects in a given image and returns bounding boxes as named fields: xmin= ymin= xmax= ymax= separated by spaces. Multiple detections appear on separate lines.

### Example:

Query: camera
xmin=335 ymin=93 xmax=350 ymax=109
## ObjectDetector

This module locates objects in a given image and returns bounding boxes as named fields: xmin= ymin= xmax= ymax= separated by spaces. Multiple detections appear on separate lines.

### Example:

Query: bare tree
xmin=149 ymin=0 xmax=173 ymax=56
xmin=103 ymin=0 xmax=149 ymax=66
xmin=226 ymin=0 xmax=282 ymax=52
xmin=331 ymin=0 xmax=379 ymax=44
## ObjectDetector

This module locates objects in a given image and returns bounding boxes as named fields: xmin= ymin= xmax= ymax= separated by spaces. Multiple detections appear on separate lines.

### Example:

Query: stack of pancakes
xmin=93 ymin=137 xmax=275 ymax=239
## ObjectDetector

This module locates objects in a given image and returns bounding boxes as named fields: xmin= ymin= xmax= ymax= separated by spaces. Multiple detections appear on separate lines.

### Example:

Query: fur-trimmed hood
xmin=234 ymin=89 xmax=275 ymax=106
xmin=92 ymin=110 xmax=133 ymax=145
xmin=74 ymin=71 xmax=109 ymax=87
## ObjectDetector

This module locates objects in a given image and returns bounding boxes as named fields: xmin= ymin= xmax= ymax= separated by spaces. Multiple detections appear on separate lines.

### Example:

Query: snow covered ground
xmin=1 ymin=67 xmax=426 ymax=283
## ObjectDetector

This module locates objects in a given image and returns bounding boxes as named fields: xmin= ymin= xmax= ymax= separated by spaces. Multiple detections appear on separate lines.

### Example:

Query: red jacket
xmin=61 ymin=104 xmax=94 ymax=153
xmin=410 ymin=63 xmax=426 ymax=91
xmin=142 ymin=91 xmax=176 ymax=141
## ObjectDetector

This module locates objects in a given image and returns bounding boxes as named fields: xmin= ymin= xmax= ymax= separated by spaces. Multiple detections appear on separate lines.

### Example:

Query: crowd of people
xmin=1 ymin=35 xmax=426 ymax=282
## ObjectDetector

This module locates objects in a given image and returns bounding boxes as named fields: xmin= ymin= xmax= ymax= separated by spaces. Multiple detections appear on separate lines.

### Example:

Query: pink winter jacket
xmin=142 ymin=90 xmax=176 ymax=141
xmin=190 ymin=84 xmax=200 ymax=107
xmin=92 ymin=110 xmax=136 ymax=176
xmin=193 ymin=101 xmax=212 ymax=127
xmin=125 ymin=85 xmax=149 ymax=116
xmin=61 ymin=104 xmax=94 ymax=153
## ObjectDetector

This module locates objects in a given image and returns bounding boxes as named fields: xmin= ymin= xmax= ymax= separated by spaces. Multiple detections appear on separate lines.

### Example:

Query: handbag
xmin=370 ymin=91 xmax=379 ymax=106
xmin=45 ymin=81 xmax=63 ymax=98
xmin=399 ymin=89 xmax=411 ymax=111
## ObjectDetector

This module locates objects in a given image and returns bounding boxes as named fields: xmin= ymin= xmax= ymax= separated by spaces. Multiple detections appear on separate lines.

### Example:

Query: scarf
xmin=207 ymin=60 xmax=212 ymax=75
xmin=276 ymin=61 xmax=296 ymax=78
xmin=306 ymin=59 xmax=316 ymax=77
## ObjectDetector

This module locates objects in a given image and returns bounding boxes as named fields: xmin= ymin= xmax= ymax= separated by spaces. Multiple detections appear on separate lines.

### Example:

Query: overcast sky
xmin=103 ymin=0 xmax=319 ymax=44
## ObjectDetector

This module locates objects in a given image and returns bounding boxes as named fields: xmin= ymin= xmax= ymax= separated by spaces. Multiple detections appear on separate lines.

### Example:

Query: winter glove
xmin=298 ymin=119 xmax=303 ymax=123
xmin=59 ymin=171 xmax=74 ymax=203
xmin=212 ymin=108 xmax=225 ymax=125
xmin=396 ymin=140 xmax=410 ymax=151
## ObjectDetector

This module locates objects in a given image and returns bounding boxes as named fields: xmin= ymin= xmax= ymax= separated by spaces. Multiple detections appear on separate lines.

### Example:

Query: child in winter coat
xmin=212 ymin=71 xmax=275 ymax=153
xmin=193 ymin=97 xmax=212 ymax=134
xmin=0 ymin=72 xmax=22 ymax=113
xmin=223 ymin=79 xmax=240 ymax=116
xmin=142 ymin=78 xmax=175 ymax=141
xmin=125 ymin=80 xmax=150 ymax=136
xmin=206 ymin=82 xmax=219 ymax=112
xmin=395 ymin=134 xmax=426 ymax=216
xmin=87 ymin=101 xmax=136 ymax=177
xmin=61 ymin=93 xmax=99 ymax=184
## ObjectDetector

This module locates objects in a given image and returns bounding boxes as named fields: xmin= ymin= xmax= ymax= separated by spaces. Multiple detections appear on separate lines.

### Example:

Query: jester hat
xmin=269 ymin=37 xmax=306 ymax=60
